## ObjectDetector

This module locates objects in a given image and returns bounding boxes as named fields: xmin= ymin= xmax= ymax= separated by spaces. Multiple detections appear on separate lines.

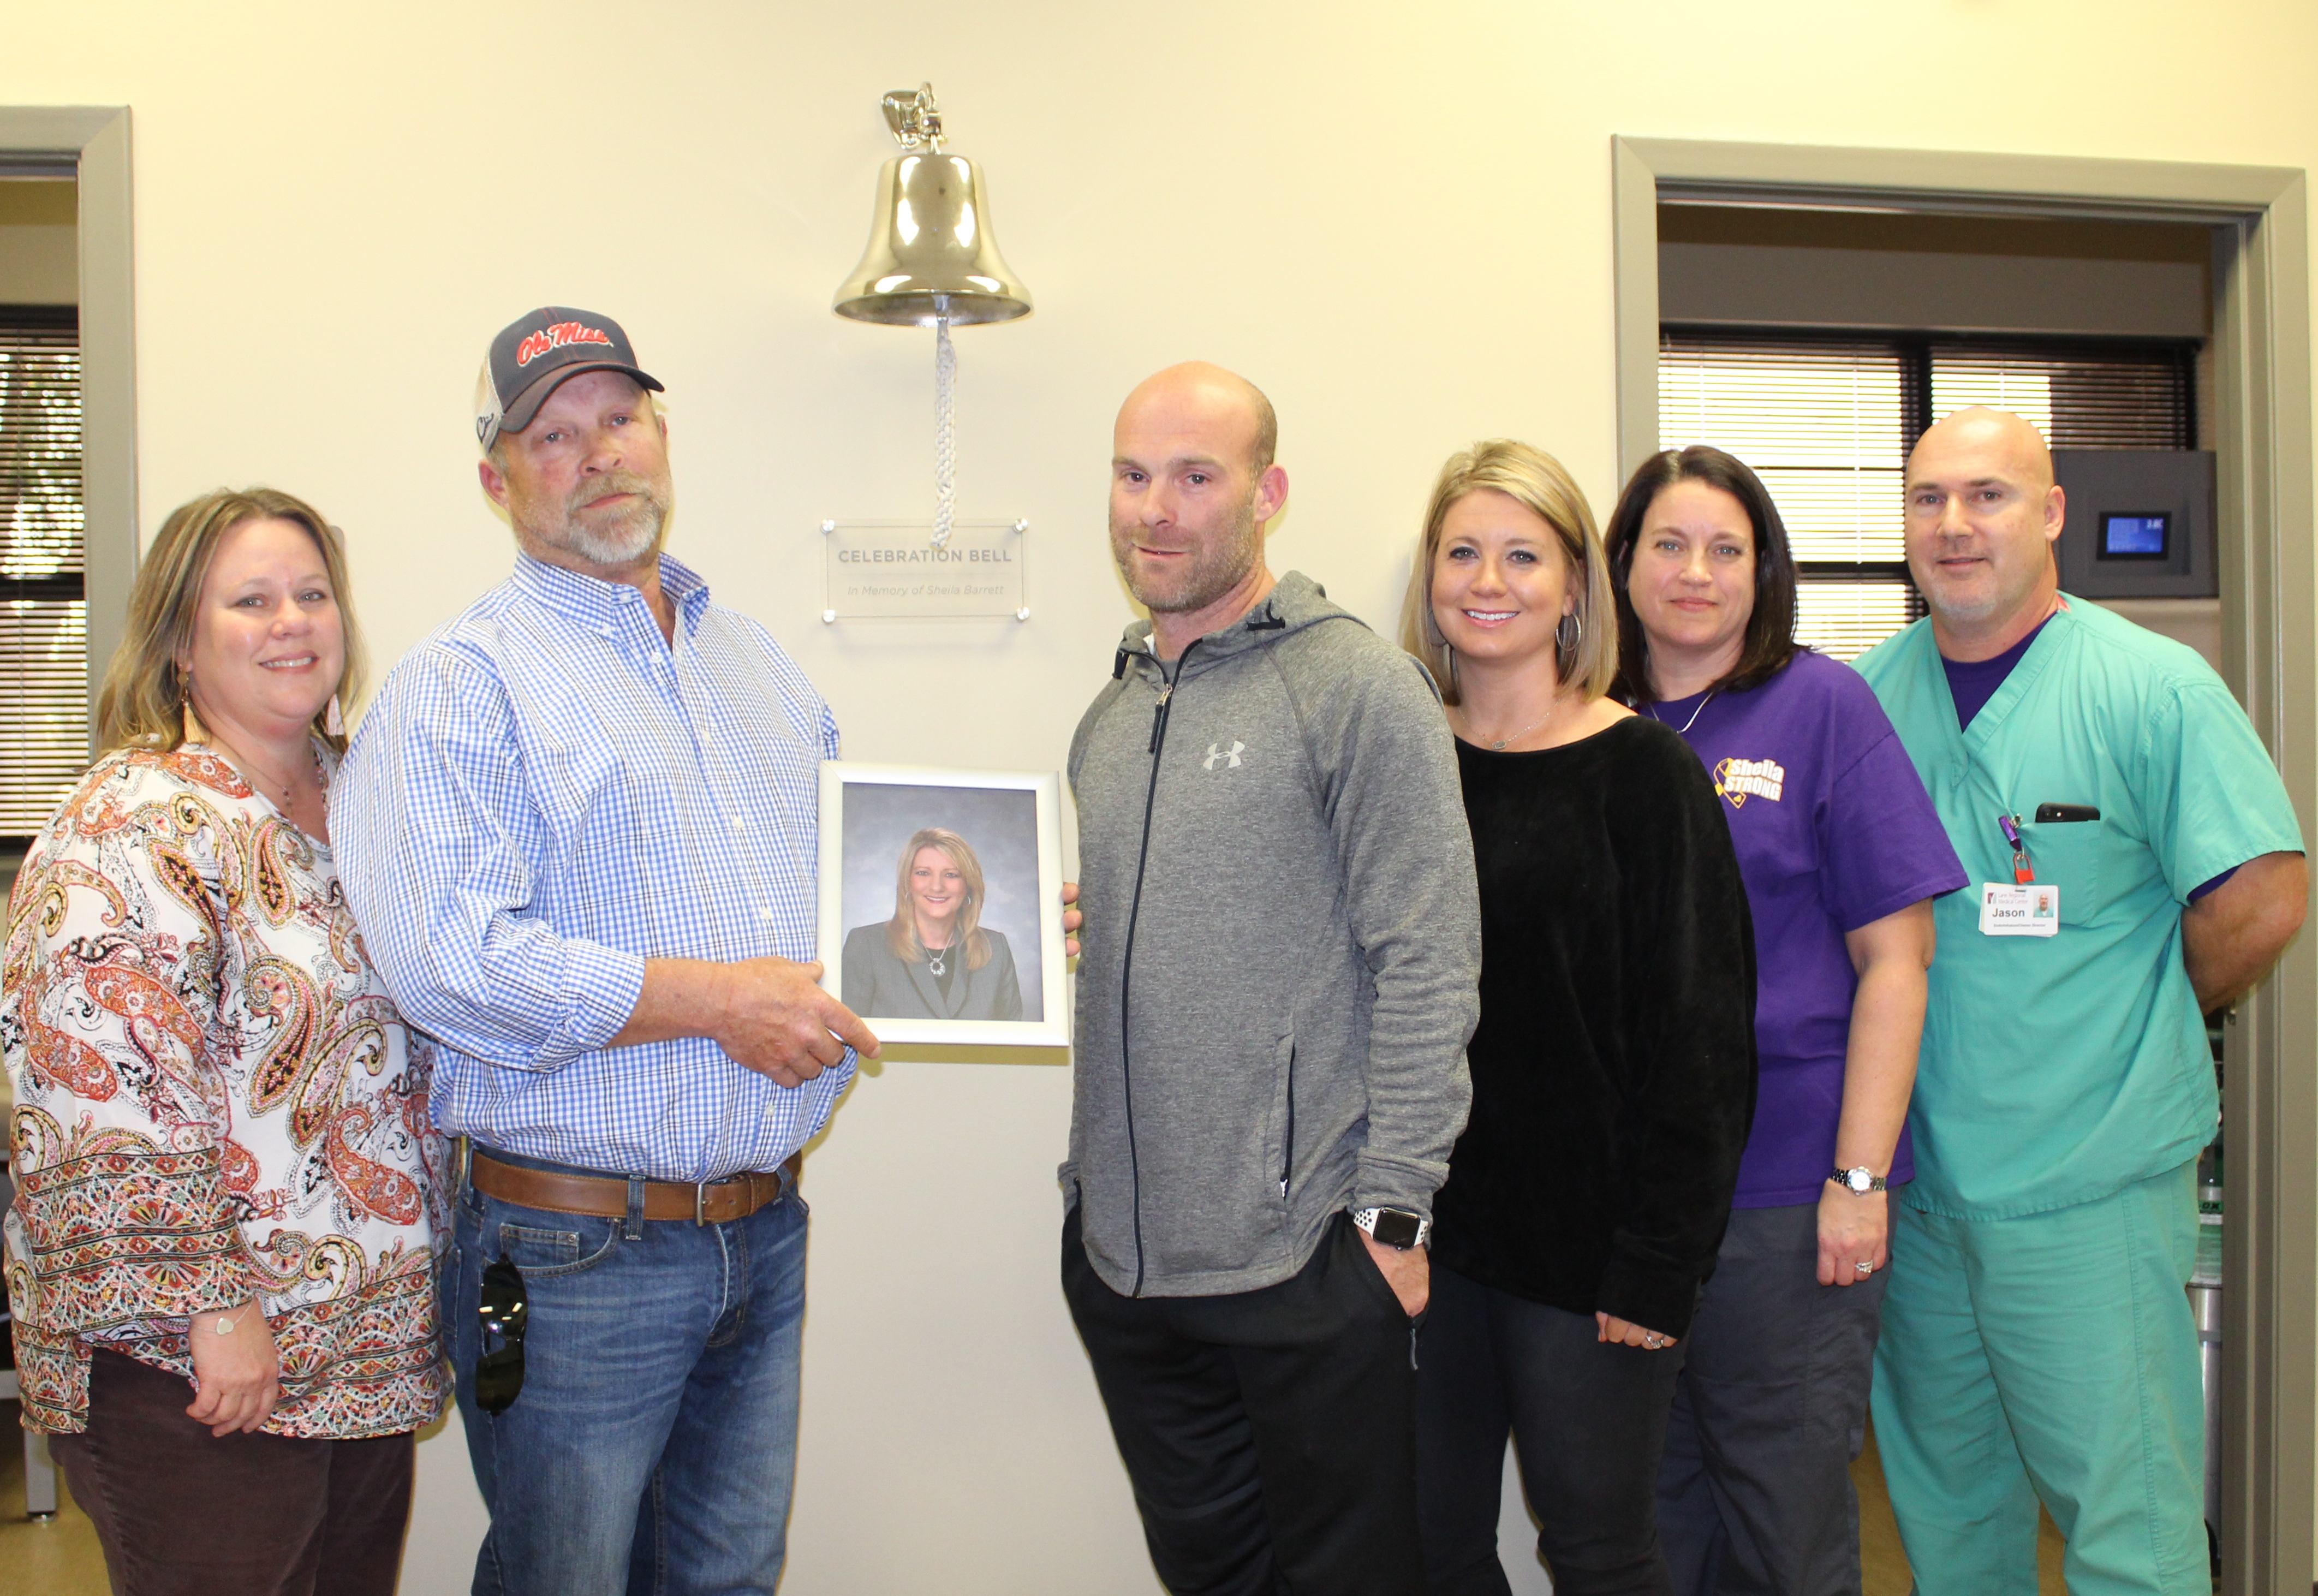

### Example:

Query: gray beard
xmin=1916 ymin=549 xmax=2012 ymax=627
xmin=1928 ymin=590 xmax=2002 ymax=626
xmin=520 ymin=471 xmax=670 ymax=567
xmin=560 ymin=505 xmax=664 ymax=565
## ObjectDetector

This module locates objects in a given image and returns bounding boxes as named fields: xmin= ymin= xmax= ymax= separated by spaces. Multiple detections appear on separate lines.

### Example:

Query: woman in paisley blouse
xmin=2 ymin=487 xmax=445 ymax=1595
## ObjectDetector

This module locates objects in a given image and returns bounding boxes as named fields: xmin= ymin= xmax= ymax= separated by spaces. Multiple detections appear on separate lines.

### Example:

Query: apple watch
xmin=1352 ymin=1206 xmax=1431 ymax=1250
xmin=1830 ymin=1166 xmax=1887 ymax=1194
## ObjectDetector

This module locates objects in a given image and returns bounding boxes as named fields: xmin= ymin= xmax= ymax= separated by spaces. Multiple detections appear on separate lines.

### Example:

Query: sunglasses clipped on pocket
xmin=475 ymin=1254 xmax=529 ymax=1415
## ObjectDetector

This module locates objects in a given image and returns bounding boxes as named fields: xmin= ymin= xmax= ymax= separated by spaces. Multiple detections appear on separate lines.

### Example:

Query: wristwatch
xmin=1830 ymin=1166 xmax=1887 ymax=1194
xmin=1352 ymin=1206 xmax=1431 ymax=1250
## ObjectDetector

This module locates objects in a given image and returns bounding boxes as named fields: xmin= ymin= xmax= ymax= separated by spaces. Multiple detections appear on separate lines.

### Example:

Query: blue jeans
xmin=443 ymin=1148 xmax=809 ymax=1596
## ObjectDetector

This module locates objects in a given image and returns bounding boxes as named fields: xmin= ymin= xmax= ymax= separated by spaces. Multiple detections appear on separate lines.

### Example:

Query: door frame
xmin=1612 ymin=135 xmax=2314 ymax=1595
xmin=1 ymin=106 xmax=135 ymax=748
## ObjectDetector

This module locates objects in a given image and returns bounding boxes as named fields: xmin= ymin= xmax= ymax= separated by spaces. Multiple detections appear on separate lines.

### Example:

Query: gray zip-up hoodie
xmin=1063 ymin=572 xmax=1481 ymax=1299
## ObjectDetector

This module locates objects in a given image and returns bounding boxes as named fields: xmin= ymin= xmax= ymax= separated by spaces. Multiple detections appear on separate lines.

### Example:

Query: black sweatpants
xmin=1415 ymin=1262 xmax=1687 ymax=1596
xmin=1062 ymin=1207 xmax=1427 ymax=1596
xmin=1654 ymin=1201 xmax=1889 ymax=1596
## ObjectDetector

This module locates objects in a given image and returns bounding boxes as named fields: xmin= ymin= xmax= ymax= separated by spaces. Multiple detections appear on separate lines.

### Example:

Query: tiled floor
xmin=1855 ymin=1414 xmax=2069 ymax=1594
xmin=0 ymin=1400 xmax=2084 ymax=1596
xmin=0 ymin=1404 xmax=108 ymax=1594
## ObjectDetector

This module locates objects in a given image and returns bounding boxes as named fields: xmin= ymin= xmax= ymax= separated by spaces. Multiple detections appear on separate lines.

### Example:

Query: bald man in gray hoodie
xmin=1062 ymin=364 xmax=1481 ymax=1596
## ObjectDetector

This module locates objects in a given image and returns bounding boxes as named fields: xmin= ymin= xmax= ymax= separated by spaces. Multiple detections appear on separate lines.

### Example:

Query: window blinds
xmin=1929 ymin=343 xmax=2192 ymax=450
xmin=1792 ymin=580 xmax=1920 ymax=663
xmin=2 ymin=311 xmax=86 ymax=838
xmin=1658 ymin=336 xmax=1909 ymax=566
xmin=1658 ymin=333 xmax=1916 ymax=660
xmin=1658 ymin=330 xmax=2194 ymax=660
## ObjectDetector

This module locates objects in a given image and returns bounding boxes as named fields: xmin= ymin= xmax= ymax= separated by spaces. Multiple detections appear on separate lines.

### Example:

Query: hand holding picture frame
xmin=817 ymin=761 xmax=1071 ymax=1047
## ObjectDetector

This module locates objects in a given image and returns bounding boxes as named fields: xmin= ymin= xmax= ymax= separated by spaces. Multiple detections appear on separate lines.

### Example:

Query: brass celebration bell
xmin=832 ymin=84 xmax=1032 ymax=327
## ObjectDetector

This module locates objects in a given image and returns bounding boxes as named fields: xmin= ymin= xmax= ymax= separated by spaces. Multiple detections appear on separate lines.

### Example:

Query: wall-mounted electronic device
xmin=2052 ymin=449 xmax=2217 ymax=599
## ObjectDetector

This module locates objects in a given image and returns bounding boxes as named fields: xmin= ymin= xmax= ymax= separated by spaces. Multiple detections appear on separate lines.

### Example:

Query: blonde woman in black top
xmin=1402 ymin=440 xmax=1757 ymax=1596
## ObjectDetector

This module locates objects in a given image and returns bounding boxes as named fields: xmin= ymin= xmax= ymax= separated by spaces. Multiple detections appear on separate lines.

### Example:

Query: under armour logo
xmin=1203 ymin=741 xmax=1245 ymax=770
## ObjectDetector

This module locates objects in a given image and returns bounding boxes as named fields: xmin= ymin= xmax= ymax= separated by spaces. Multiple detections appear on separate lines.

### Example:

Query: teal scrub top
xmin=1856 ymin=599 xmax=2304 ymax=1220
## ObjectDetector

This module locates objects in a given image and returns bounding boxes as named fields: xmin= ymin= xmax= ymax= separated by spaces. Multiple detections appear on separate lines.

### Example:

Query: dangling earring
xmin=325 ymin=695 xmax=345 ymax=737
xmin=1556 ymin=610 xmax=1582 ymax=657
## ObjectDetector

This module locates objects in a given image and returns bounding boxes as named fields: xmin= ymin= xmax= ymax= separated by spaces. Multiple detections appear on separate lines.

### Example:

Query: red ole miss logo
xmin=516 ymin=321 xmax=613 ymax=366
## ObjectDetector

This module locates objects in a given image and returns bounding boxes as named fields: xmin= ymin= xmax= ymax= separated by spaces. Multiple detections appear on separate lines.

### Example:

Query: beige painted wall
xmin=4 ymin=3 xmax=2315 ymax=1591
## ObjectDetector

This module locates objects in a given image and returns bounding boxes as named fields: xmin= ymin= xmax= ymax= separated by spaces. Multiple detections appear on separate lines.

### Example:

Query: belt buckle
xmin=695 ymin=1179 xmax=708 ymax=1227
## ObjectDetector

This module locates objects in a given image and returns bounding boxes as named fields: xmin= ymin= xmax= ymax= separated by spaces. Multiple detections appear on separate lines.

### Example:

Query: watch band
xmin=1830 ymin=1166 xmax=1888 ymax=1194
xmin=1351 ymin=1206 xmax=1431 ymax=1250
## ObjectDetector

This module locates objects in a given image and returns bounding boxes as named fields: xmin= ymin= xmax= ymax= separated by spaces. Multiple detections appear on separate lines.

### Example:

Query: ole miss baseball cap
xmin=475 ymin=306 xmax=663 ymax=451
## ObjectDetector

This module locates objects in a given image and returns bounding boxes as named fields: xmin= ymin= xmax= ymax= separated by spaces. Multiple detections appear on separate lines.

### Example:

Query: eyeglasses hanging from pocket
xmin=475 ymin=1254 xmax=529 ymax=1414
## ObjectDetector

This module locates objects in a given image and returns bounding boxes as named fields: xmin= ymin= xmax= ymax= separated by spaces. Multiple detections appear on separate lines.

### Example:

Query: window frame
xmin=0 ymin=108 xmax=134 ymax=888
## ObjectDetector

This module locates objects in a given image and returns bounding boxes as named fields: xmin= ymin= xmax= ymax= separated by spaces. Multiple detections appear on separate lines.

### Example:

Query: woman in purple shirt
xmin=1606 ymin=446 xmax=1967 ymax=1596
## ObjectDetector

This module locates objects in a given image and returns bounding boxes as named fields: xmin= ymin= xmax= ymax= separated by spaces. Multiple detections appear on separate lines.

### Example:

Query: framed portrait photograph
xmin=817 ymin=761 xmax=1070 ymax=1047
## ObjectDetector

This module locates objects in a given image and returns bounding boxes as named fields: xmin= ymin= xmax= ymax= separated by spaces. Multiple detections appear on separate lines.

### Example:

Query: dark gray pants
xmin=1655 ymin=1201 xmax=1891 ymax=1596
xmin=1416 ymin=1264 xmax=1687 ymax=1596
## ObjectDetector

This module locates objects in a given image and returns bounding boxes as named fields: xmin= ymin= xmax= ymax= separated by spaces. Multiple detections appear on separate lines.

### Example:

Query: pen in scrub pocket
xmin=1997 ymin=813 xmax=2033 ymax=884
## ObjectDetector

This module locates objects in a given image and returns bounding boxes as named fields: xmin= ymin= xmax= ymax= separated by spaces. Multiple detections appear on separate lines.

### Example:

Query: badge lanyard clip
xmin=1997 ymin=812 xmax=2033 ymax=884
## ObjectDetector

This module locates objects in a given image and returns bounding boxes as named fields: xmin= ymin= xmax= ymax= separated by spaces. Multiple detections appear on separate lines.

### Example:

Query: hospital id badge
xmin=1980 ymin=882 xmax=2060 ymax=936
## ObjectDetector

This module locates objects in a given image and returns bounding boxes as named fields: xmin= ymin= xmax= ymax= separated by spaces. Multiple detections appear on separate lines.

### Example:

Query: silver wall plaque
xmin=821 ymin=519 xmax=1029 ymax=622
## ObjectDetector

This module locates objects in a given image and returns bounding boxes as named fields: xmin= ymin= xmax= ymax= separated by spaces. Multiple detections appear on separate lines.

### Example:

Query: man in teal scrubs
xmin=1856 ymin=407 xmax=2307 ymax=1595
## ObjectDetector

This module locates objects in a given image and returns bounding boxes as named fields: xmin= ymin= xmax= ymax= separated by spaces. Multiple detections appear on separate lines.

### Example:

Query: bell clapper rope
xmin=933 ymin=294 xmax=957 ymax=551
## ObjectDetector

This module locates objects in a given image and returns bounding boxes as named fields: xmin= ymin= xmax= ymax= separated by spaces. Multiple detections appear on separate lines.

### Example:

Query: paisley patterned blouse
xmin=2 ymin=745 xmax=448 ymax=1437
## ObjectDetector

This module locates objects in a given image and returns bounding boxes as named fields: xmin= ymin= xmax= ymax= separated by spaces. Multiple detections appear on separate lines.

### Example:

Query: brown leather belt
xmin=469 ymin=1147 xmax=799 ymax=1226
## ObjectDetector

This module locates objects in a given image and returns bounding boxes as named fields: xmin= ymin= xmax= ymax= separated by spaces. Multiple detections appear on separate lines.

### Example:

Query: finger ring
xmin=1855 ymin=1262 xmax=1874 ymax=1273
xmin=1643 ymin=1333 xmax=1663 ymax=1348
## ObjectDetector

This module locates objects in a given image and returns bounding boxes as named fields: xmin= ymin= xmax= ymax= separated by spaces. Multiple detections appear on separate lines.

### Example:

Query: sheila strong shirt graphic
xmin=1649 ymin=651 xmax=1967 ymax=1207
xmin=1712 ymin=757 xmax=1786 ymax=807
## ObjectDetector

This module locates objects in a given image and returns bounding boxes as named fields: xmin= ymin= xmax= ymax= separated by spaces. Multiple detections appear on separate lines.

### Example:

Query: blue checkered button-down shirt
xmin=332 ymin=552 xmax=852 ymax=1182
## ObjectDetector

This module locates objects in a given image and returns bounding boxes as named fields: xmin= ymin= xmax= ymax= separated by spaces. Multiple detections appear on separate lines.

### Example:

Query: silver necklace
xmin=199 ymin=733 xmax=320 ymax=814
xmin=1649 ymin=688 xmax=1718 ymax=736
xmin=925 ymin=931 xmax=955 ymax=977
xmin=1462 ymin=700 xmax=1557 ymax=751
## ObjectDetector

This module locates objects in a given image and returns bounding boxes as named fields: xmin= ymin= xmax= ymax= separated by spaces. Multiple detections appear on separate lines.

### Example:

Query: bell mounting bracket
xmin=880 ymin=84 xmax=943 ymax=153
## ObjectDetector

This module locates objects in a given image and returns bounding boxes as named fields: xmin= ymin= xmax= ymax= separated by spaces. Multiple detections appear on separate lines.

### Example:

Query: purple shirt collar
xmin=1940 ymin=614 xmax=2054 ymax=730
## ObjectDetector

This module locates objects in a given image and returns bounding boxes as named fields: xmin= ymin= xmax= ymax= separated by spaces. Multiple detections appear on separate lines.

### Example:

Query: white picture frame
xmin=817 ymin=760 xmax=1070 ymax=1048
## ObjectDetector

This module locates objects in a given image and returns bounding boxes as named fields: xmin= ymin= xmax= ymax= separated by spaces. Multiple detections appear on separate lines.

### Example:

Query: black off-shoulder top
xmin=1431 ymin=714 xmax=1758 ymax=1338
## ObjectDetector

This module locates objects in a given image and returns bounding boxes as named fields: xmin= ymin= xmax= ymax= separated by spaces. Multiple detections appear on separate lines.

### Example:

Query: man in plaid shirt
xmin=335 ymin=306 xmax=879 ymax=1596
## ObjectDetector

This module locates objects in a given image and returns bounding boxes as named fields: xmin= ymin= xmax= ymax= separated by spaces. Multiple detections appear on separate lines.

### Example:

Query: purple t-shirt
xmin=1649 ymin=650 xmax=1968 ymax=1206
xmin=1941 ymin=616 xmax=2048 ymax=730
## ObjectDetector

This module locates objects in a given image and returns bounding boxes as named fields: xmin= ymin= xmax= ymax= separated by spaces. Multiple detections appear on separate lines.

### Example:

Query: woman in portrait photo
xmin=2 ymin=487 xmax=445 ymax=1595
xmin=842 ymin=827 xmax=1024 ymax=1022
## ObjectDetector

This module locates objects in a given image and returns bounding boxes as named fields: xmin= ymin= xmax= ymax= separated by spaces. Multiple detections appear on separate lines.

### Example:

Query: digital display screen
xmin=2099 ymin=512 xmax=2171 ymax=560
